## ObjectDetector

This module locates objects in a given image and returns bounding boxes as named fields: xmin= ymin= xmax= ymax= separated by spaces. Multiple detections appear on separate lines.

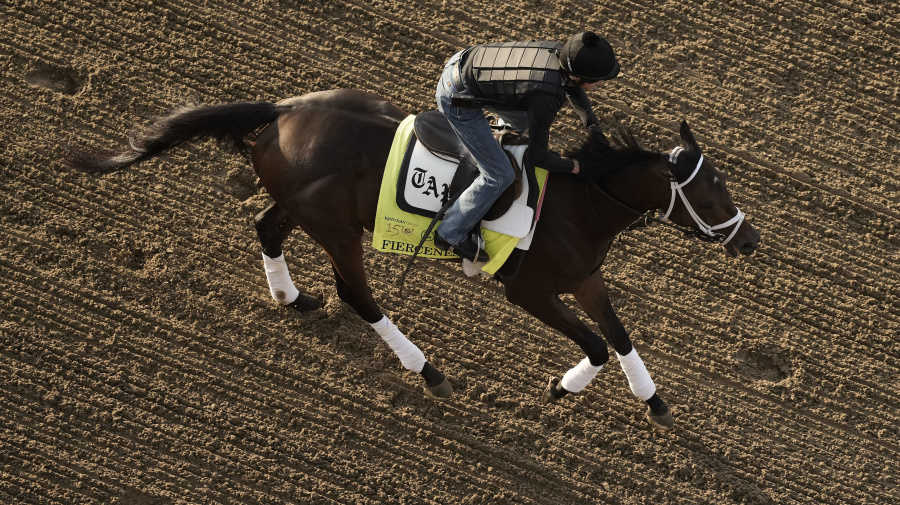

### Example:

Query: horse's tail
xmin=63 ymin=101 xmax=291 ymax=174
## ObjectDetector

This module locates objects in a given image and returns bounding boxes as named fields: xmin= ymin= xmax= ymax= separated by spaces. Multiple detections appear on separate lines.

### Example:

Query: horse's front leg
xmin=503 ymin=287 xmax=611 ymax=402
xmin=573 ymin=270 xmax=674 ymax=430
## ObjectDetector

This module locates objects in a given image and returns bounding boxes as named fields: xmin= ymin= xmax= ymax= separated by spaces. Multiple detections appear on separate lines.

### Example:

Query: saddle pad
xmin=373 ymin=115 xmax=549 ymax=275
xmin=397 ymin=137 xmax=534 ymax=238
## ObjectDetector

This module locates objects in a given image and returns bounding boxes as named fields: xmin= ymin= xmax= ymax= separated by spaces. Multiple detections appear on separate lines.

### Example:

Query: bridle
xmin=658 ymin=147 xmax=746 ymax=245
xmin=620 ymin=147 xmax=745 ymax=245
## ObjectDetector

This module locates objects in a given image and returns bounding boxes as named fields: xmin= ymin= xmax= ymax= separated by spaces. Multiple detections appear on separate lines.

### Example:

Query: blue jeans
xmin=434 ymin=51 xmax=516 ymax=246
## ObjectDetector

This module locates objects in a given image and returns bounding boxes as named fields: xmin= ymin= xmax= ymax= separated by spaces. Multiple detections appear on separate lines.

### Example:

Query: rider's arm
xmin=526 ymin=94 xmax=578 ymax=174
xmin=566 ymin=87 xmax=600 ymax=128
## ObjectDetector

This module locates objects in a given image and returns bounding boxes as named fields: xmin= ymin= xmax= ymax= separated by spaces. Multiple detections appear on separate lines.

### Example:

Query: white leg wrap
xmin=371 ymin=316 xmax=426 ymax=373
xmin=262 ymin=253 xmax=300 ymax=304
xmin=560 ymin=357 xmax=605 ymax=393
xmin=617 ymin=348 xmax=657 ymax=401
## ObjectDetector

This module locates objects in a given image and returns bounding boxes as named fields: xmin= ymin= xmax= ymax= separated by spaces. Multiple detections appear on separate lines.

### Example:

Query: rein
xmin=600 ymin=147 xmax=745 ymax=245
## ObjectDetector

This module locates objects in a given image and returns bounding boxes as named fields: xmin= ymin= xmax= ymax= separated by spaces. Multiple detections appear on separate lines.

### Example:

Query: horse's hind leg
xmin=254 ymin=203 xmax=321 ymax=311
xmin=323 ymin=235 xmax=452 ymax=399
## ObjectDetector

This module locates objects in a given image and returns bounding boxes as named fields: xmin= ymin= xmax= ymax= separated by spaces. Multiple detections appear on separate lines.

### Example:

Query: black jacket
xmin=461 ymin=41 xmax=599 ymax=173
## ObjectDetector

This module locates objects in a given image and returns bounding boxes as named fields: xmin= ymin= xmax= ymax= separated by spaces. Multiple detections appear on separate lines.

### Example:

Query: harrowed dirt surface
xmin=2 ymin=1 xmax=899 ymax=503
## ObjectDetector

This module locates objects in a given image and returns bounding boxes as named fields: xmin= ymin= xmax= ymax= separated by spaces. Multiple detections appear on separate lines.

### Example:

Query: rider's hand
xmin=588 ymin=124 xmax=610 ymax=146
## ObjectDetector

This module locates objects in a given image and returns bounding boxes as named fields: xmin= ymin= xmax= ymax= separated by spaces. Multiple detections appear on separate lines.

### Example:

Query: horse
xmin=63 ymin=89 xmax=760 ymax=430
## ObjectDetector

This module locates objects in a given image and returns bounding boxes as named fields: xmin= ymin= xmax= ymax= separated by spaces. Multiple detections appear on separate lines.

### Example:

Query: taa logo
xmin=411 ymin=167 xmax=451 ymax=204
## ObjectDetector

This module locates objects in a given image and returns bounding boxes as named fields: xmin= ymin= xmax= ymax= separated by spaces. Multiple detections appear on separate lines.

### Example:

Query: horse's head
xmin=652 ymin=121 xmax=760 ymax=257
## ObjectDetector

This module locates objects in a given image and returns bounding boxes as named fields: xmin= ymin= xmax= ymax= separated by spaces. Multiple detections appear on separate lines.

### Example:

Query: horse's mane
xmin=567 ymin=125 xmax=667 ymax=185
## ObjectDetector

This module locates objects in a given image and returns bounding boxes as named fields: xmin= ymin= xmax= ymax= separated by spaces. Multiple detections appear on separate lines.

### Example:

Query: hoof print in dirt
xmin=224 ymin=168 xmax=259 ymax=201
xmin=735 ymin=345 xmax=792 ymax=383
xmin=24 ymin=61 xmax=83 ymax=95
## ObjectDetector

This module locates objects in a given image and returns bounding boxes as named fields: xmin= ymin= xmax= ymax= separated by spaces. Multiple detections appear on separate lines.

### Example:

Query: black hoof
xmin=540 ymin=377 xmax=569 ymax=405
xmin=424 ymin=378 xmax=453 ymax=400
xmin=645 ymin=394 xmax=674 ymax=430
xmin=646 ymin=409 xmax=675 ymax=430
xmin=285 ymin=293 xmax=321 ymax=312
xmin=421 ymin=363 xmax=453 ymax=400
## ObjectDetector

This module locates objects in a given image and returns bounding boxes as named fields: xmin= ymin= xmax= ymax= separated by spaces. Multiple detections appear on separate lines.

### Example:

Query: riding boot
xmin=434 ymin=231 xmax=490 ymax=263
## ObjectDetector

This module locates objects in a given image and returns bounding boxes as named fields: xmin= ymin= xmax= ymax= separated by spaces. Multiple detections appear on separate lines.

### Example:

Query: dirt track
xmin=2 ymin=0 xmax=899 ymax=503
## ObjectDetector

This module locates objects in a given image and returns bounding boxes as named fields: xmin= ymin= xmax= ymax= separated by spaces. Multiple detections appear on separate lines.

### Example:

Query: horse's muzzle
xmin=724 ymin=223 xmax=761 ymax=257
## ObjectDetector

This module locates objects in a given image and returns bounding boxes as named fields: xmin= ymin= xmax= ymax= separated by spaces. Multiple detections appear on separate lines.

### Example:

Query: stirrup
xmin=434 ymin=232 xmax=489 ymax=263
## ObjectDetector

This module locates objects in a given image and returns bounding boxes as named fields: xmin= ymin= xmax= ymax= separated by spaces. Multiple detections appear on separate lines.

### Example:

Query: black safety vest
xmin=461 ymin=41 xmax=567 ymax=109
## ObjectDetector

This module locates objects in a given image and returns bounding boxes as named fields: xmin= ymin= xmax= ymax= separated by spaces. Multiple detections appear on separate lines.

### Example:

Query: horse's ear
xmin=679 ymin=120 xmax=700 ymax=152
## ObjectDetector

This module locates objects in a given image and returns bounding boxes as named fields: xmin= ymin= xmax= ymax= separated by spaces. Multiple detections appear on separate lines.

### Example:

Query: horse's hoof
xmin=424 ymin=378 xmax=453 ymax=400
xmin=540 ymin=377 xmax=562 ymax=405
xmin=420 ymin=362 xmax=452 ymax=400
xmin=646 ymin=407 xmax=675 ymax=431
xmin=285 ymin=293 xmax=321 ymax=312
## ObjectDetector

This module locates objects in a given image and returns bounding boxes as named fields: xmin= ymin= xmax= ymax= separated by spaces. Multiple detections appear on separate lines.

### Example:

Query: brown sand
xmin=1 ymin=0 xmax=898 ymax=503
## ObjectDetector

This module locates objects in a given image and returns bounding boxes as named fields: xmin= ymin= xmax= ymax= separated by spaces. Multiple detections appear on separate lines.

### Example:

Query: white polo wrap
xmin=371 ymin=316 xmax=426 ymax=373
xmin=560 ymin=357 xmax=605 ymax=393
xmin=262 ymin=253 xmax=300 ymax=304
xmin=617 ymin=348 xmax=656 ymax=401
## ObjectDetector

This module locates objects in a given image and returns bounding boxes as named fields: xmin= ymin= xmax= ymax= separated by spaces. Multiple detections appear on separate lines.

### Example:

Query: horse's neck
xmin=592 ymin=162 xmax=669 ymax=235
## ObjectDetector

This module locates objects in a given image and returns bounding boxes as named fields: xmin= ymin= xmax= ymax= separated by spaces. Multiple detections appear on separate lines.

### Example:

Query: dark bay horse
xmin=64 ymin=89 xmax=760 ymax=430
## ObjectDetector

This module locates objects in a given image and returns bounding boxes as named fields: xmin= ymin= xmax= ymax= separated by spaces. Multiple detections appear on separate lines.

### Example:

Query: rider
xmin=433 ymin=31 xmax=620 ymax=262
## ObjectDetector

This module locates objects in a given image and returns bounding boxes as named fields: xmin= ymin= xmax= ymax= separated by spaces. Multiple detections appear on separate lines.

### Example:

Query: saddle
xmin=413 ymin=111 xmax=526 ymax=221
xmin=373 ymin=113 xmax=550 ymax=280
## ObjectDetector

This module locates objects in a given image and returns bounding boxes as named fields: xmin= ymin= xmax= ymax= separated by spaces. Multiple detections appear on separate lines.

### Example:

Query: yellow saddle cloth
xmin=372 ymin=115 xmax=548 ymax=275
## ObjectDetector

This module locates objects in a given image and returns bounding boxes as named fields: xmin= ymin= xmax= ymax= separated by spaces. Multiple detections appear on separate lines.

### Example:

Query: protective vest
xmin=461 ymin=41 xmax=567 ymax=109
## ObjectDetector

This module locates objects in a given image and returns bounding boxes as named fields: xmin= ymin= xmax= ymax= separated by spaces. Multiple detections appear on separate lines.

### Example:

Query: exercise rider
xmin=433 ymin=31 xmax=620 ymax=262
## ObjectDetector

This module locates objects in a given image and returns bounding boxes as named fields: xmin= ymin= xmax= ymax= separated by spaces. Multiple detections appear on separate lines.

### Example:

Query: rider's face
xmin=579 ymin=79 xmax=604 ymax=92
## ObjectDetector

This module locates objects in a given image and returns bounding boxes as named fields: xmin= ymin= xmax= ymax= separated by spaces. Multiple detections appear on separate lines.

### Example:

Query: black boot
xmin=434 ymin=232 xmax=490 ymax=263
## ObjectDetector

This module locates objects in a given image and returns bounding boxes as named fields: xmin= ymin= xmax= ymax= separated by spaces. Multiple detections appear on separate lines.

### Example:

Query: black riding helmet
xmin=559 ymin=31 xmax=620 ymax=81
